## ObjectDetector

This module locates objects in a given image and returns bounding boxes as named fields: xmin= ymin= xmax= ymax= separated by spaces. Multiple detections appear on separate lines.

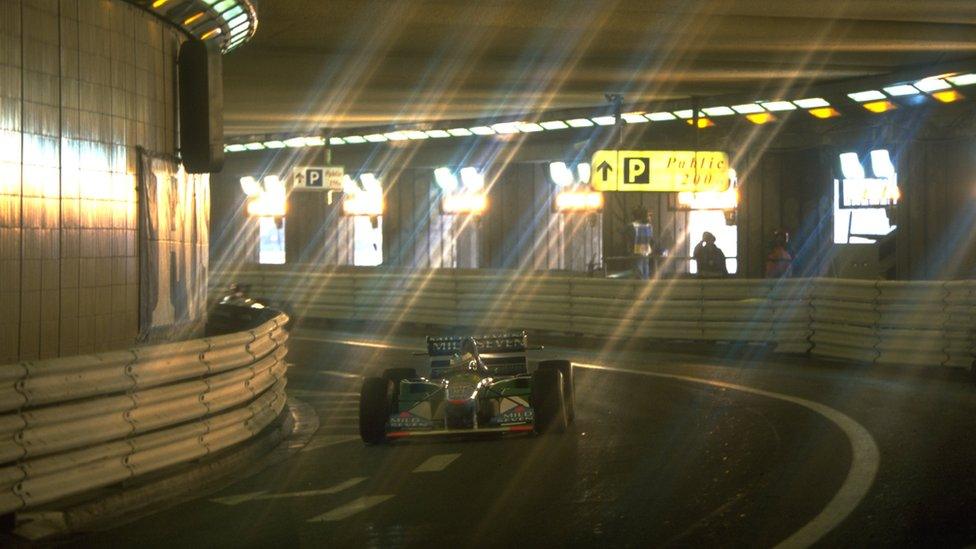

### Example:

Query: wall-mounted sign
xmin=590 ymin=150 xmax=730 ymax=192
xmin=292 ymin=166 xmax=344 ymax=190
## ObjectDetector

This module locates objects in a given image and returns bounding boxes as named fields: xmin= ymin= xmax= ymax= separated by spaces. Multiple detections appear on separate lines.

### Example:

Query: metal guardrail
xmin=213 ymin=267 xmax=975 ymax=370
xmin=0 ymin=312 xmax=289 ymax=515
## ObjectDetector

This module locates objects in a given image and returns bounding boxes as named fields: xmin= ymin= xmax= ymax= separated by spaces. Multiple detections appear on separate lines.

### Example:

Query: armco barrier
xmin=0 ymin=312 xmax=289 ymax=515
xmin=213 ymin=266 xmax=975 ymax=370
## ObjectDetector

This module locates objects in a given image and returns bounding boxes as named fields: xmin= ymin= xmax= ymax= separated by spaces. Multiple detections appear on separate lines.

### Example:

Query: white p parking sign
xmin=293 ymin=166 xmax=345 ymax=190
xmin=305 ymin=168 xmax=324 ymax=187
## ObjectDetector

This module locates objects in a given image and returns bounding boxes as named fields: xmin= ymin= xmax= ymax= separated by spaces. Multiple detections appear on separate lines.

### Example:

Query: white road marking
xmin=288 ymin=389 xmax=359 ymax=398
xmin=318 ymin=370 xmax=362 ymax=380
xmin=307 ymin=495 xmax=395 ymax=522
xmin=300 ymin=434 xmax=360 ymax=452
xmin=212 ymin=478 xmax=367 ymax=506
xmin=412 ymin=453 xmax=461 ymax=473
xmin=572 ymin=362 xmax=880 ymax=549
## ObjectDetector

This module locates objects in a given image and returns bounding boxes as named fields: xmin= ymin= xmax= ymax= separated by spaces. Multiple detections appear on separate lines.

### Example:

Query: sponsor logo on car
xmin=493 ymin=405 xmax=534 ymax=425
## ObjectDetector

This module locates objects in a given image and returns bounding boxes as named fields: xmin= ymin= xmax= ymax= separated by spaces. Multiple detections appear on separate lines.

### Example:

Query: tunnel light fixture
xmin=469 ymin=126 xmax=495 ymax=135
xmin=848 ymin=90 xmax=886 ymax=102
xmin=676 ymin=187 xmax=738 ymax=210
xmin=343 ymin=194 xmax=384 ymax=216
xmin=243 ymin=142 xmax=265 ymax=150
xmin=870 ymin=149 xmax=896 ymax=179
xmin=434 ymin=167 xmax=459 ymax=193
xmin=761 ymin=101 xmax=797 ymax=112
xmin=517 ymin=122 xmax=544 ymax=132
xmin=304 ymin=136 xmax=326 ymax=146
xmin=862 ymin=100 xmax=896 ymax=113
xmin=673 ymin=109 xmax=694 ymax=119
xmin=548 ymin=162 xmax=575 ymax=187
xmin=448 ymin=128 xmax=473 ymax=136
xmin=329 ymin=137 xmax=346 ymax=145
xmin=792 ymin=98 xmax=830 ymax=109
xmin=931 ymin=89 xmax=963 ymax=103
xmin=686 ymin=117 xmax=714 ymax=128
xmin=239 ymin=176 xmax=262 ymax=196
xmin=492 ymin=122 xmax=521 ymax=134
xmin=646 ymin=112 xmax=677 ymax=121
xmin=621 ymin=112 xmax=649 ymax=123
xmin=151 ymin=0 xmax=170 ymax=7
xmin=364 ymin=134 xmax=387 ymax=143
xmin=263 ymin=140 xmax=286 ymax=149
xmin=384 ymin=131 xmax=408 ymax=141
xmin=839 ymin=152 xmax=865 ymax=180
xmin=226 ymin=144 xmax=246 ymax=152
xmin=577 ymin=163 xmax=591 ymax=184
xmin=283 ymin=137 xmax=306 ymax=147
xmin=914 ymin=77 xmax=951 ymax=92
xmin=459 ymin=167 xmax=485 ymax=191
xmin=947 ymin=73 xmax=976 ymax=86
xmin=540 ymin=120 xmax=569 ymax=130
xmin=702 ymin=106 xmax=735 ymax=117
xmin=731 ymin=103 xmax=765 ymax=114
xmin=591 ymin=116 xmax=617 ymax=126
xmin=883 ymin=84 xmax=920 ymax=97
xmin=426 ymin=129 xmax=451 ymax=138
xmin=441 ymin=193 xmax=487 ymax=215
xmin=404 ymin=130 xmax=429 ymax=140
xmin=554 ymin=190 xmax=603 ymax=212
xmin=808 ymin=107 xmax=841 ymax=119
xmin=343 ymin=135 xmax=366 ymax=144
xmin=566 ymin=118 xmax=594 ymax=128
xmin=746 ymin=112 xmax=776 ymax=125
xmin=184 ymin=12 xmax=205 ymax=25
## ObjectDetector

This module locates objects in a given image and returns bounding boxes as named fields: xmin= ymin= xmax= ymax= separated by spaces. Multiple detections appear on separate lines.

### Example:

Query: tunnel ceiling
xmin=222 ymin=0 xmax=976 ymax=136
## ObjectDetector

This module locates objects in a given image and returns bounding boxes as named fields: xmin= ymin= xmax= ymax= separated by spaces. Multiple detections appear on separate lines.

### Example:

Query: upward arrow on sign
xmin=596 ymin=160 xmax=613 ymax=180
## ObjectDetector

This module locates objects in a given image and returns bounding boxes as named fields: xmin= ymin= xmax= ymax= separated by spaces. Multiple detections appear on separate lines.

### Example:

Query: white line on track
xmin=412 ymin=453 xmax=461 ymax=473
xmin=307 ymin=495 xmax=395 ymax=522
xmin=212 ymin=478 xmax=367 ymax=506
xmin=300 ymin=434 xmax=360 ymax=453
xmin=318 ymin=370 xmax=362 ymax=380
xmin=572 ymin=362 xmax=880 ymax=549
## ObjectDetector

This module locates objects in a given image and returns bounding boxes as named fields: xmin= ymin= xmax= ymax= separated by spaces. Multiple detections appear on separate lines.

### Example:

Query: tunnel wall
xmin=0 ymin=1 xmax=215 ymax=363
xmin=214 ymin=103 xmax=976 ymax=281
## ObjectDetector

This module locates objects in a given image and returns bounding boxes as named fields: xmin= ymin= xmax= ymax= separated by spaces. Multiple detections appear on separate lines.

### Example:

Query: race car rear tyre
xmin=538 ymin=360 xmax=575 ymax=423
xmin=360 ymin=377 xmax=394 ymax=444
xmin=531 ymin=369 xmax=568 ymax=434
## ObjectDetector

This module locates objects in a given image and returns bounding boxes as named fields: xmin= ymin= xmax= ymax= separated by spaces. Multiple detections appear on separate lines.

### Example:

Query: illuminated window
xmin=258 ymin=217 xmax=285 ymax=264
xmin=353 ymin=216 xmax=383 ymax=266
xmin=687 ymin=210 xmax=737 ymax=274
xmin=833 ymin=150 xmax=898 ymax=244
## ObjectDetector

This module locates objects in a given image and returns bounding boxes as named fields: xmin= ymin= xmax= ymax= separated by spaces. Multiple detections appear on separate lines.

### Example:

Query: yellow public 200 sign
xmin=590 ymin=150 xmax=730 ymax=192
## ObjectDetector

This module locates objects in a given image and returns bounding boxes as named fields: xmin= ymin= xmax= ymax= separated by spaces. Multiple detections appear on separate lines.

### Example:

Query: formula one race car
xmin=359 ymin=332 xmax=574 ymax=444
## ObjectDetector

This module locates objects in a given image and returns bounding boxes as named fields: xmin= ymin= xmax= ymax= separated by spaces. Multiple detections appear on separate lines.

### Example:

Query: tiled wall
xmin=0 ymin=0 xmax=182 ymax=362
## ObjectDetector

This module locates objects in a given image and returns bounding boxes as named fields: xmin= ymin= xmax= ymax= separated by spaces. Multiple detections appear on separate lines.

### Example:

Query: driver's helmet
xmin=450 ymin=337 xmax=487 ymax=374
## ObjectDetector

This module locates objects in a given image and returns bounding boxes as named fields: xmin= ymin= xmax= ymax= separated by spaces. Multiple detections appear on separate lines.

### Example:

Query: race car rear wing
xmin=424 ymin=332 xmax=537 ymax=377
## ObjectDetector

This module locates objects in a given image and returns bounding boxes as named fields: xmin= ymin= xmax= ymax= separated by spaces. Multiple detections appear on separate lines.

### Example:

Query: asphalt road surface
xmin=70 ymin=328 xmax=976 ymax=548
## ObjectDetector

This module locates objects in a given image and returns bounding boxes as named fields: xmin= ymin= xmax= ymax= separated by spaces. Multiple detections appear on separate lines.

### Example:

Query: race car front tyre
xmin=360 ymin=377 xmax=393 ymax=444
xmin=538 ymin=360 xmax=575 ymax=423
xmin=382 ymin=367 xmax=418 ymax=384
xmin=531 ymin=368 xmax=568 ymax=434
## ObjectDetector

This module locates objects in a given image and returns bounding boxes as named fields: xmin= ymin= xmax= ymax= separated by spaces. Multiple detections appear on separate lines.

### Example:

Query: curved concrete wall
xmin=0 ymin=1 xmax=196 ymax=362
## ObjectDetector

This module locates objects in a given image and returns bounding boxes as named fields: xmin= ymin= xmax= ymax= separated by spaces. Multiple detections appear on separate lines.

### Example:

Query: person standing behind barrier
xmin=693 ymin=231 xmax=728 ymax=277
xmin=765 ymin=229 xmax=793 ymax=278
xmin=631 ymin=207 xmax=654 ymax=280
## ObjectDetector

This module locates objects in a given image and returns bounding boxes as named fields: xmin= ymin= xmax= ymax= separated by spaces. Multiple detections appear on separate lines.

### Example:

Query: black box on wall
xmin=179 ymin=40 xmax=224 ymax=173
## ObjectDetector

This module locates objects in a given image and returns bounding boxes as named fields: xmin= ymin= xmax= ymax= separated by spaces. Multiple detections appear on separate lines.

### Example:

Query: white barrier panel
xmin=0 ymin=312 xmax=289 ymax=515
xmin=214 ymin=267 xmax=975 ymax=370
